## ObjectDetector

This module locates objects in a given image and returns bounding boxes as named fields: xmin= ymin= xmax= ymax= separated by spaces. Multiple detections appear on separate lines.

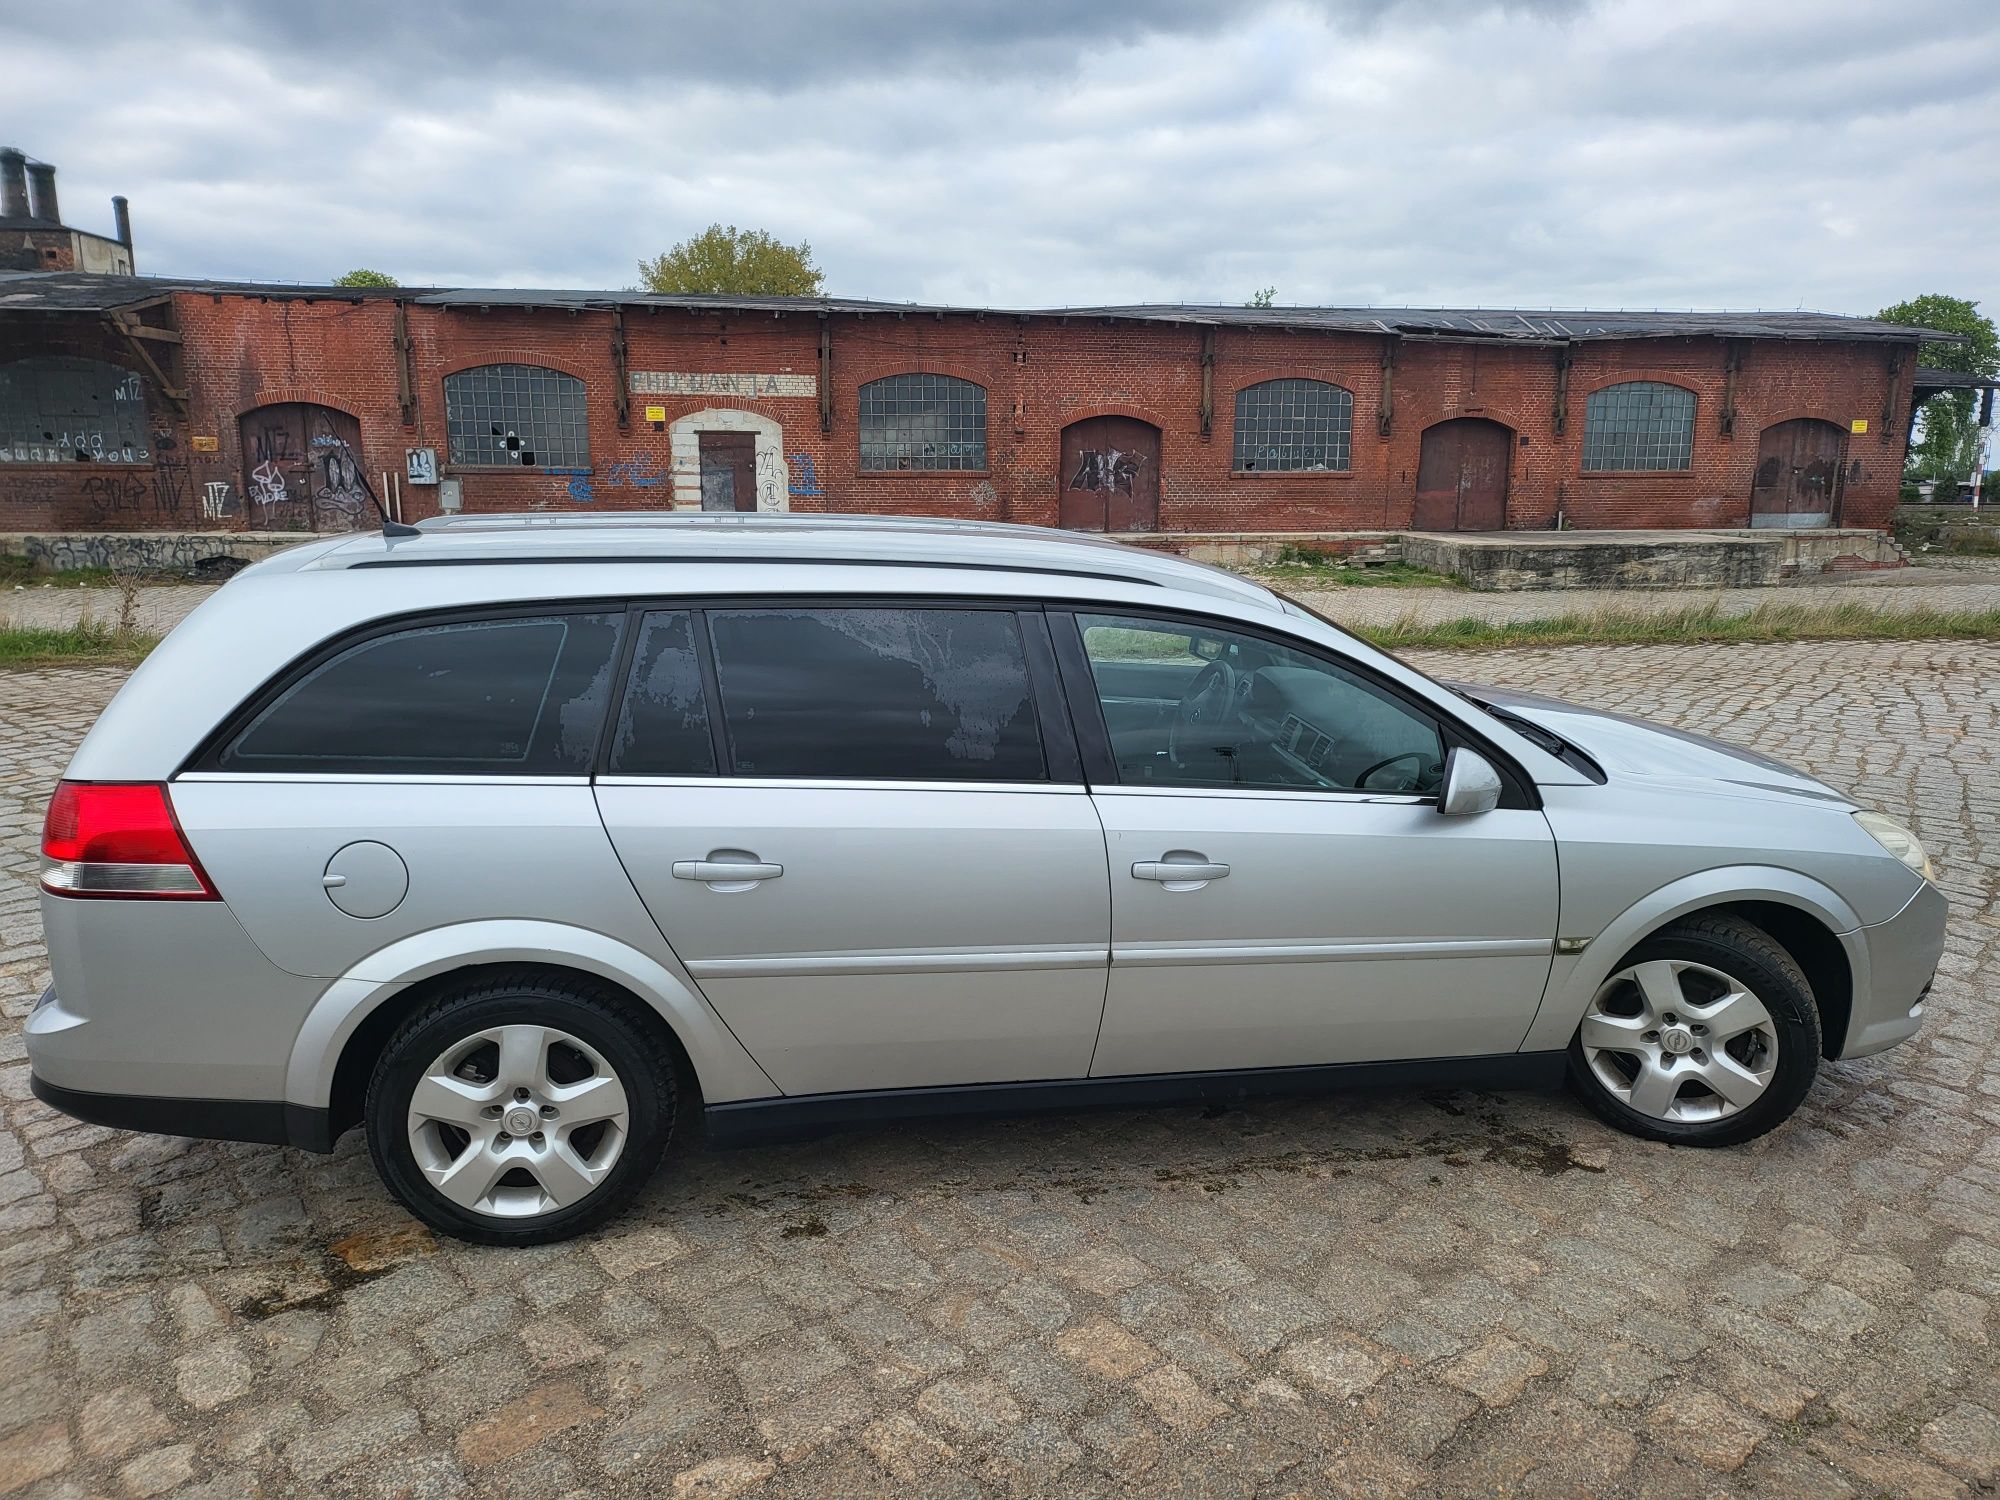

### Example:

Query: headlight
xmin=1853 ymin=811 xmax=1936 ymax=883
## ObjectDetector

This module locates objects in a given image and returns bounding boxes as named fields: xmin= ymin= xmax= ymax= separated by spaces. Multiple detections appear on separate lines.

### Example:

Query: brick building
xmin=0 ymin=268 xmax=1949 ymax=540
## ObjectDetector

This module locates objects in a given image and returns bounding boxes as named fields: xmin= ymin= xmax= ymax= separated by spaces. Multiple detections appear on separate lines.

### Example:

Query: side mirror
xmin=1438 ymin=748 xmax=1502 ymax=816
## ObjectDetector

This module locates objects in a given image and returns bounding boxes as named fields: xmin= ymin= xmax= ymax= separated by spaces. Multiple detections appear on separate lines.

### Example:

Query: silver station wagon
xmin=29 ymin=515 xmax=1946 ymax=1244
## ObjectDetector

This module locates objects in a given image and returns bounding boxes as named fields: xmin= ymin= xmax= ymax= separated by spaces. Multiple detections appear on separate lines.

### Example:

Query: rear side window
xmin=706 ymin=607 xmax=1045 ymax=781
xmin=220 ymin=613 xmax=624 ymax=775
xmin=608 ymin=610 xmax=715 ymax=775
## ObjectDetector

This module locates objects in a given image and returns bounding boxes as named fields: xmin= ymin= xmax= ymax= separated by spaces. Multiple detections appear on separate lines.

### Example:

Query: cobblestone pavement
xmin=6 ymin=557 xmax=2000 ymax=637
xmin=2 ymin=641 xmax=1996 ymax=1498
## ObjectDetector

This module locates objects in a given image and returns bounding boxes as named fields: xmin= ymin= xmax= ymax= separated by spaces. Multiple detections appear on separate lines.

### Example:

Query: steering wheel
xmin=1168 ymin=659 xmax=1241 ymax=769
xmin=1352 ymin=750 xmax=1441 ymax=792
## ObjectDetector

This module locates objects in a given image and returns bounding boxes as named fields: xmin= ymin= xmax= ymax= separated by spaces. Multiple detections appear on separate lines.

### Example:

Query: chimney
xmin=26 ymin=160 xmax=59 ymax=224
xmin=112 ymin=195 xmax=132 ymax=248
xmin=0 ymin=149 xmax=27 ymax=220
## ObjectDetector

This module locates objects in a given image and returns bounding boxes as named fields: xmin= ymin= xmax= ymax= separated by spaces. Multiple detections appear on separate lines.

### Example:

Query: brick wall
xmin=1 ymin=291 xmax=1919 ymax=535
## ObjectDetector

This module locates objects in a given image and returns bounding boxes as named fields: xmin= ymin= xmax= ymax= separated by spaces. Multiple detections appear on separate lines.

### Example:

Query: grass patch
xmin=1350 ymin=602 xmax=2000 ymax=652
xmin=0 ymin=556 xmax=133 ymax=588
xmin=0 ymin=622 xmax=160 ymax=669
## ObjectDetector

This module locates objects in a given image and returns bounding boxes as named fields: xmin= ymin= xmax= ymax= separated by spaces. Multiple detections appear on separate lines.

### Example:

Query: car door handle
xmin=1132 ymin=859 xmax=1230 ymax=883
xmin=673 ymin=860 xmax=783 ymax=882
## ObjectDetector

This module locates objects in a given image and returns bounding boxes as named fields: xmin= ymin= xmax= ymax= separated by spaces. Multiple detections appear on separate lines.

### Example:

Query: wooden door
xmin=699 ymin=432 xmax=758 ymax=512
xmin=1060 ymin=416 xmax=1160 ymax=532
xmin=1414 ymin=419 xmax=1511 ymax=530
xmin=240 ymin=403 xmax=368 ymax=531
xmin=1749 ymin=419 xmax=1844 ymax=528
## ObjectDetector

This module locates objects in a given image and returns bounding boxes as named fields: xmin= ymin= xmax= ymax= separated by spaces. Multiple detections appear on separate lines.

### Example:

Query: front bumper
xmin=1841 ymin=880 xmax=1948 ymax=1059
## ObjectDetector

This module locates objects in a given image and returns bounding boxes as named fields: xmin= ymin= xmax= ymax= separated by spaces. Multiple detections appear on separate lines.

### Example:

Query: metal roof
xmin=0 ymin=270 xmax=1958 ymax=345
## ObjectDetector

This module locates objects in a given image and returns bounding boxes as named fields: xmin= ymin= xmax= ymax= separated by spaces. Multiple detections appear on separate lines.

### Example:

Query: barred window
xmin=1232 ymin=379 xmax=1352 ymax=472
xmin=1582 ymin=382 xmax=1695 ymax=471
xmin=443 ymin=364 xmax=589 ymax=468
xmin=0 ymin=358 xmax=150 ymax=464
xmin=859 ymin=374 xmax=987 ymax=471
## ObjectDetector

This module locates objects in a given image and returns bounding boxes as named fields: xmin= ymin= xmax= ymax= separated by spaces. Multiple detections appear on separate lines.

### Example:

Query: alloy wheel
xmin=1579 ymin=959 xmax=1780 ymax=1124
xmin=405 ymin=1023 xmax=630 ymax=1218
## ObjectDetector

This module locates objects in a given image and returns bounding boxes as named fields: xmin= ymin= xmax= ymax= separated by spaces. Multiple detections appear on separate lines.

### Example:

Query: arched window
xmin=1582 ymin=381 xmax=1695 ymax=471
xmin=0 ymin=357 xmax=150 ymax=463
xmin=1232 ymin=379 xmax=1352 ymax=472
xmin=443 ymin=364 xmax=589 ymax=467
xmin=859 ymin=374 xmax=986 ymax=471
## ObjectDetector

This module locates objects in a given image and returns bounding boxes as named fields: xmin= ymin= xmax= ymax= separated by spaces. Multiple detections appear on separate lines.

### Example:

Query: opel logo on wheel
xmin=504 ymin=1106 xmax=539 ymax=1136
xmin=1660 ymin=1028 xmax=1695 ymax=1056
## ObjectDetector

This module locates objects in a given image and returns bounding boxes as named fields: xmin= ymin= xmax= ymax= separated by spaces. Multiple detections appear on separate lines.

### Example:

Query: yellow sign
xmin=1850 ymin=419 xmax=1868 ymax=434
xmin=644 ymin=405 xmax=667 ymax=424
xmin=191 ymin=435 xmax=219 ymax=452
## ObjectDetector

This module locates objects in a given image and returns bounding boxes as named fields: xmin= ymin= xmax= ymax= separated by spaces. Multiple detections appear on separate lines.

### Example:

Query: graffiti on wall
xmin=1067 ymin=446 xmax=1144 ymax=496
xmin=786 ymin=453 xmax=823 ymax=495
xmin=240 ymin=404 xmax=371 ymax=531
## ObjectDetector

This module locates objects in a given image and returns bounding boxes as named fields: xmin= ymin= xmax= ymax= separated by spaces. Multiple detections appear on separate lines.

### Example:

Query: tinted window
xmin=708 ymin=607 xmax=1044 ymax=781
xmin=609 ymin=610 xmax=715 ymax=775
xmin=223 ymin=613 xmax=623 ymax=774
xmin=1077 ymin=613 xmax=1444 ymax=795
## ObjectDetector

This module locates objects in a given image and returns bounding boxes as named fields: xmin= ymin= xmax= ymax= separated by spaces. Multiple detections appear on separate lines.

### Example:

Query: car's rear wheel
xmin=1566 ymin=914 xmax=1820 ymax=1147
xmin=364 ymin=971 xmax=675 ymax=1245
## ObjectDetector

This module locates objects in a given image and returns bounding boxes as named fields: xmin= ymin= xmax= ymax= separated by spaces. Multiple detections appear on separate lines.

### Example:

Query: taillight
xmin=40 ymin=781 xmax=218 ymax=900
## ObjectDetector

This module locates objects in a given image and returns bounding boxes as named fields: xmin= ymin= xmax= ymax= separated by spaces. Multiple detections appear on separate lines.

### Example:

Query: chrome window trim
xmin=1087 ymin=784 xmax=1431 ymax=806
xmin=594 ymin=774 xmax=1088 ymax=796
xmin=174 ymin=772 xmax=594 ymax=787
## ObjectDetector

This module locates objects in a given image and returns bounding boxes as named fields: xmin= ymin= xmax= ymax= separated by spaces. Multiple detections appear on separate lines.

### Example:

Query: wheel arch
xmin=1522 ymin=867 xmax=1868 ymax=1056
xmin=286 ymin=921 xmax=780 ymax=1144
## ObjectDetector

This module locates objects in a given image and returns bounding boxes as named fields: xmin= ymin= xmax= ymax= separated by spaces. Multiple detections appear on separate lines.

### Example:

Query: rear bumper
xmin=1841 ymin=880 xmax=1948 ymax=1059
xmin=28 ymin=998 xmax=335 ymax=1152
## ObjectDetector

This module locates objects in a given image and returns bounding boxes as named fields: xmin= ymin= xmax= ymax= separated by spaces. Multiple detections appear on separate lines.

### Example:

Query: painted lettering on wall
xmin=605 ymin=455 xmax=668 ymax=489
xmin=629 ymin=372 xmax=817 ymax=399
xmin=201 ymin=481 xmax=235 ymax=520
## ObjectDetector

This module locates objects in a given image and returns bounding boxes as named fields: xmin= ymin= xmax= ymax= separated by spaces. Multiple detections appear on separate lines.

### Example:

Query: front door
xmin=240 ymin=402 xmax=370 ymax=531
xmin=1413 ymin=418 xmax=1512 ymax=530
xmin=1060 ymin=416 xmax=1161 ymax=532
xmin=698 ymin=432 xmax=758 ymax=512
xmin=595 ymin=605 xmax=1110 ymax=1096
xmin=1749 ymin=419 xmax=1845 ymax=528
xmin=1060 ymin=610 xmax=1557 ymax=1077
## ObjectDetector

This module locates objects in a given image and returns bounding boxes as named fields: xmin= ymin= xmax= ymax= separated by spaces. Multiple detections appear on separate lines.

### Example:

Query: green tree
xmin=1245 ymin=286 xmax=1276 ymax=308
xmin=333 ymin=268 xmax=398 ymax=288
xmin=1878 ymin=294 xmax=1998 ymax=487
xmin=638 ymin=225 xmax=824 ymax=296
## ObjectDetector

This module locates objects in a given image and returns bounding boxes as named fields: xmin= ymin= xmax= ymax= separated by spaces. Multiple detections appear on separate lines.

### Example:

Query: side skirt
xmin=704 ymin=1051 xmax=1568 ymax=1148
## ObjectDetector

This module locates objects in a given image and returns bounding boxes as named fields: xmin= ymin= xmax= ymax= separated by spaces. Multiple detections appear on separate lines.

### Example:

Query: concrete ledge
xmin=1107 ymin=531 xmax=1402 ymax=568
xmin=0 ymin=531 xmax=321 ymax=575
xmin=1400 ymin=529 xmax=1905 ymax=591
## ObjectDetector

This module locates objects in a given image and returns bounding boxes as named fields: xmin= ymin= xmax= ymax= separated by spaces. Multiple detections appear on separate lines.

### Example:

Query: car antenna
xmin=344 ymin=447 xmax=422 ymax=538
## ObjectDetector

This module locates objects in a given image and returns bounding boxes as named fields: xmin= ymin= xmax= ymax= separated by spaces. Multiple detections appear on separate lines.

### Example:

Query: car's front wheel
xmin=1566 ymin=914 xmax=1820 ymax=1147
xmin=364 ymin=970 xmax=676 ymax=1245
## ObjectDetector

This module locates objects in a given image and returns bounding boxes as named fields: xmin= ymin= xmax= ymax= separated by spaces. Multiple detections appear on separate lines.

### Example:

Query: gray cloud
xmin=4 ymin=0 xmax=1995 ymax=322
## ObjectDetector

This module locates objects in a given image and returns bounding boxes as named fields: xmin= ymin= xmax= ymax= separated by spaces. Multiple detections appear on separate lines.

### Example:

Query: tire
xmin=1565 ymin=914 xmax=1820 ymax=1147
xmin=365 ymin=969 xmax=676 ymax=1246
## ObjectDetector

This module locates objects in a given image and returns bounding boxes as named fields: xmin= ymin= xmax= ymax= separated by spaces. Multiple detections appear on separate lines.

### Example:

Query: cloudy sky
xmin=6 ymin=0 xmax=1996 ymax=316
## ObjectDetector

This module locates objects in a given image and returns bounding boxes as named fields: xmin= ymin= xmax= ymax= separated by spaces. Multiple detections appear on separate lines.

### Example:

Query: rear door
xmin=594 ymin=602 xmax=1111 ymax=1096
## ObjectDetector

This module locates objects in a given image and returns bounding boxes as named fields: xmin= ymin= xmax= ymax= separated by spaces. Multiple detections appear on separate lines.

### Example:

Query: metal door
xmin=1060 ymin=416 xmax=1160 ymax=532
xmin=1749 ymin=419 xmax=1845 ymax=528
xmin=597 ymin=785 xmax=1111 ymax=1094
xmin=1413 ymin=418 xmax=1511 ymax=530
xmin=239 ymin=403 xmax=369 ymax=531
xmin=1088 ymin=789 xmax=1558 ymax=1075
xmin=698 ymin=432 xmax=758 ymax=512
